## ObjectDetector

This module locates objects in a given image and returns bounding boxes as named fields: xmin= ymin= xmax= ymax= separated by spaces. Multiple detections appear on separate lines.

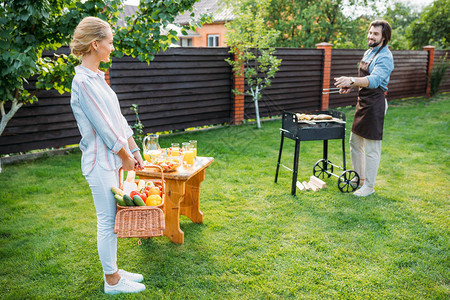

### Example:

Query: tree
xmin=264 ymin=0 xmax=387 ymax=49
xmin=381 ymin=2 xmax=420 ymax=50
xmin=0 ymin=0 xmax=208 ymax=136
xmin=225 ymin=0 xmax=282 ymax=129
xmin=406 ymin=0 xmax=450 ymax=49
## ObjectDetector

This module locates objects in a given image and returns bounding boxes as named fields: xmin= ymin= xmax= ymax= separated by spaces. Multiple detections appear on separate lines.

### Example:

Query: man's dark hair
xmin=369 ymin=20 xmax=392 ymax=47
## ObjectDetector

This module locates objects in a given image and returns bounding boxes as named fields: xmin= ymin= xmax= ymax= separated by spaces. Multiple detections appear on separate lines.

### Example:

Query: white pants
xmin=85 ymin=164 xmax=120 ymax=275
xmin=349 ymin=133 xmax=382 ymax=189
xmin=350 ymin=99 xmax=387 ymax=189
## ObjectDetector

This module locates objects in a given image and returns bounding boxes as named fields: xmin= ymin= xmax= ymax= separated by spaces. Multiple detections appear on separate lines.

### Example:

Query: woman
xmin=70 ymin=16 xmax=145 ymax=295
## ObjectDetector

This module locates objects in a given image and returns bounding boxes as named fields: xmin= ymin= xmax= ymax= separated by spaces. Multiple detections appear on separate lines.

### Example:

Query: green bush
xmin=430 ymin=53 xmax=449 ymax=96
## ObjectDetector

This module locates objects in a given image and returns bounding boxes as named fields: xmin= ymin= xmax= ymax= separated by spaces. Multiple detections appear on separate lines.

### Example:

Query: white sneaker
xmin=353 ymin=185 xmax=374 ymax=197
xmin=118 ymin=269 xmax=144 ymax=283
xmin=104 ymin=277 xmax=146 ymax=295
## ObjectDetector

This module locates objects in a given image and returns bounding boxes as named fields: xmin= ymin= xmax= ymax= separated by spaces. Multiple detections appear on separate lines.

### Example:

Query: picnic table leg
xmin=163 ymin=179 xmax=185 ymax=244
xmin=180 ymin=169 xmax=205 ymax=223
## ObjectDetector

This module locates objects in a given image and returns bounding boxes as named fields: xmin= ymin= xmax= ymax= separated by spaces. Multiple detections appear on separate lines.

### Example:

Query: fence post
xmin=232 ymin=54 xmax=245 ymax=125
xmin=316 ymin=42 xmax=333 ymax=110
xmin=423 ymin=45 xmax=435 ymax=98
xmin=104 ymin=69 xmax=111 ymax=86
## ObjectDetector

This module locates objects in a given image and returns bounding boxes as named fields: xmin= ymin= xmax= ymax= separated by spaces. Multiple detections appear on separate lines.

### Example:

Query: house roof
xmin=116 ymin=5 xmax=139 ymax=28
xmin=115 ymin=4 xmax=200 ymax=40
xmin=115 ymin=1 xmax=235 ymax=32
xmin=174 ymin=0 xmax=235 ymax=25
xmin=164 ymin=24 xmax=201 ymax=38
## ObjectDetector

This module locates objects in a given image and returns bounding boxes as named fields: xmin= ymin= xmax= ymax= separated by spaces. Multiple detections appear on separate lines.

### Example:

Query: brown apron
xmin=352 ymin=52 xmax=386 ymax=140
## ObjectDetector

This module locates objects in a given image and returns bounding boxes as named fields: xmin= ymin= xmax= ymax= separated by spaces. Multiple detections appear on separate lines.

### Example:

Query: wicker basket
xmin=114 ymin=166 xmax=165 ymax=238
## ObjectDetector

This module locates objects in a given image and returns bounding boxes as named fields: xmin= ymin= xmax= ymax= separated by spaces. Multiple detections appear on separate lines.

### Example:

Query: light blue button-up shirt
xmin=362 ymin=45 xmax=394 ymax=91
xmin=71 ymin=66 xmax=133 ymax=176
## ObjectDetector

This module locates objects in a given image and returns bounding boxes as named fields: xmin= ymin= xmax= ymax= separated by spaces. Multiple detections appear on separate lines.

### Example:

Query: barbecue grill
xmin=274 ymin=110 xmax=360 ymax=195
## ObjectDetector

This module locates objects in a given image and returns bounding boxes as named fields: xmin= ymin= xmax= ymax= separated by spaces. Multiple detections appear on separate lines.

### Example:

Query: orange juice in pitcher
xmin=143 ymin=134 xmax=162 ymax=164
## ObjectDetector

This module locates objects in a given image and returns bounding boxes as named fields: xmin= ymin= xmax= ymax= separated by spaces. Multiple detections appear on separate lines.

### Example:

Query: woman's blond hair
xmin=70 ymin=16 xmax=111 ymax=57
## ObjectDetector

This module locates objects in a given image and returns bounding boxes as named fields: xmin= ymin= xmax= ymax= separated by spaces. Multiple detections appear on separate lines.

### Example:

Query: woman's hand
xmin=117 ymin=147 xmax=137 ymax=171
xmin=122 ymin=154 xmax=137 ymax=171
xmin=133 ymin=150 xmax=144 ymax=170
xmin=127 ymin=136 xmax=144 ymax=170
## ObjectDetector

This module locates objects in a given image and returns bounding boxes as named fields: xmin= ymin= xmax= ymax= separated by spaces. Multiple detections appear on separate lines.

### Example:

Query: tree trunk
xmin=253 ymin=95 xmax=261 ymax=129
xmin=0 ymin=99 xmax=23 ymax=136
xmin=250 ymin=86 xmax=262 ymax=129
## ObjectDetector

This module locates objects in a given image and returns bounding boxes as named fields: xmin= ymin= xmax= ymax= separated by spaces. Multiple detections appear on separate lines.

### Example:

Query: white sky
xmin=393 ymin=0 xmax=435 ymax=8
xmin=342 ymin=0 xmax=436 ymax=17
xmin=124 ymin=0 xmax=435 ymax=14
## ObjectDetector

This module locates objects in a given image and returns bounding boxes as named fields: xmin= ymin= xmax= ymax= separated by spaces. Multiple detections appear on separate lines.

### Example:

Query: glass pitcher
xmin=142 ymin=134 xmax=162 ymax=163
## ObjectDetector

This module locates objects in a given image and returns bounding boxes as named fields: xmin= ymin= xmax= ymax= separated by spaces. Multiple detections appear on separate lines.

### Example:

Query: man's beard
xmin=368 ymin=39 xmax=382 ymax=48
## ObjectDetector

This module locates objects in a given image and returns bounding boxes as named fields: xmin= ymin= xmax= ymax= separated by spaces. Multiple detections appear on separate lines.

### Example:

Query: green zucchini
xmin=114 ymin=194 xmax=127 ymax=206
xmin=122 ymin=194 xmax=135 ymax=206
xmin=132 ymin=195 xmax=146 ymax=206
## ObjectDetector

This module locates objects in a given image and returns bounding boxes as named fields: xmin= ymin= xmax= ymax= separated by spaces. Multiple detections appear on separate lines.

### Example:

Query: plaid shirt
xmin=71 ymin=66 xmax=133 ymax=176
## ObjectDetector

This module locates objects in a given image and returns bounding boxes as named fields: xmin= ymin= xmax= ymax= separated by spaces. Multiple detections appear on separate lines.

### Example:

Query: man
xmin=334 ymin=20 xmax=394 ymax=197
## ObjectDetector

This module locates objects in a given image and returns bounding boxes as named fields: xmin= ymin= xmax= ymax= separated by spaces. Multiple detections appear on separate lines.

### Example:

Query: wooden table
xmin=136 ymin=157 xmax=214 ymax=244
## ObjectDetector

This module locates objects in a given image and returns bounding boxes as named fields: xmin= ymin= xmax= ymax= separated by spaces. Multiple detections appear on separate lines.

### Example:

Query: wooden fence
xmin=110 ymin=47 xmax=232 ymax=133
xmin=328 ymin=49 xmax=364 ymax=108
xmin=0 ymin=47 xmax=448 ymax=155
xmin=0 ymin=48 xmax=78 ymax=155
xmin=244 ymin=48 xmax=324 ymax=119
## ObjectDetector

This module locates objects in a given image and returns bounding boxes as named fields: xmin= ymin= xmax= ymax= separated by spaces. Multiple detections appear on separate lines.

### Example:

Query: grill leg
xmin=323 ymin=140 xmax=328 ymax=161
xmin=342 ymin=138 xmax=347 ymax=170
xmin=275 ymin=132 xmax=285 ymax=183
xmin=291 ymin=139 xmax=300 ymax=195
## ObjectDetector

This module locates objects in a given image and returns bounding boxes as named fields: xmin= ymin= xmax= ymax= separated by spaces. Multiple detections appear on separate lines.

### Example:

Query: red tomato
xmin=138 ymin=192 xmax=147 ymax=202
xmin=130 ymin=191 xmax=139 ymax=198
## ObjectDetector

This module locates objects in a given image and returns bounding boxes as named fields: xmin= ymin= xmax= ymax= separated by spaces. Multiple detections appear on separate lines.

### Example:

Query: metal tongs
xmin=322 ymin=87 xmax=341 ymax=94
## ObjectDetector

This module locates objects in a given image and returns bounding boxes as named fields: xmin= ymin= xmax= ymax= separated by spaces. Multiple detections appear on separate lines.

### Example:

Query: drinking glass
xmin=189 ymin=140 xmax=197 ymax=159
xmin=170 ymin=143 xmax=180 ymax=156
xmin=182 ymin=142 xmax=194 ymax=167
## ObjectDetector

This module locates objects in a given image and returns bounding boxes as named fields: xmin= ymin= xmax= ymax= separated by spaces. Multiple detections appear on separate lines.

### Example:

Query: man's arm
xmin=334 ymin=53 xmax=394 ymax=93
xmin=366 ymin=56 xmax=394 ymax=89
xmin=334 ymin=76 xmax=369 ymax=89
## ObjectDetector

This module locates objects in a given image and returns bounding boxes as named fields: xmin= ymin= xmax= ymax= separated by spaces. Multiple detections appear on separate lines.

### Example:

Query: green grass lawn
xmin=0 ymin=94 xmax=449 ymax=299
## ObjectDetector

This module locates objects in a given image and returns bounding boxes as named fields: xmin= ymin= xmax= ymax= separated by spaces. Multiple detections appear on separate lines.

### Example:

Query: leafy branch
xmin=0 ymin=0 xmax=208 ymax=136
xmin=130 ymin=104 xmax=144 ymax=148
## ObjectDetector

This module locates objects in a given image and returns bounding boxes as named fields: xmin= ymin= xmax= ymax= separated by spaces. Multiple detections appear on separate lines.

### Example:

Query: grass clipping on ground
xmin=0 ymin=94 xmax=449 ymax=299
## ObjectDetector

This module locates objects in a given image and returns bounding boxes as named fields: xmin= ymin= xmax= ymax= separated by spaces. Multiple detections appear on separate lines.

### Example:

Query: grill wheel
xmin=337 ymin=170 xmax=360 ymax=193
xmin=313 ymin=159 xmax=333 ymax=178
